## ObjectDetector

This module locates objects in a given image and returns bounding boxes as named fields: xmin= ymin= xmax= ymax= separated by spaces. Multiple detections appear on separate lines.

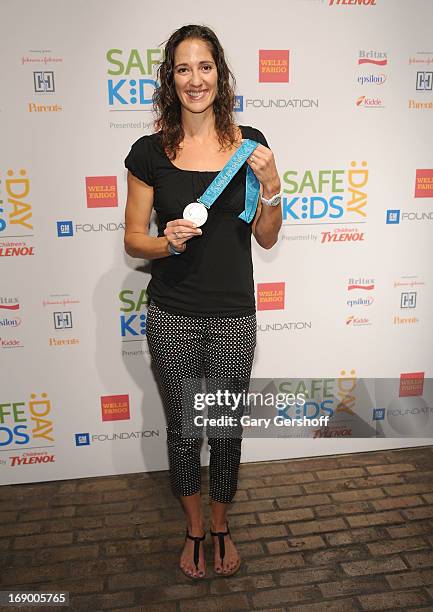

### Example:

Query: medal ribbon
xmin=197 ymin=139 xmax=260 ymax=223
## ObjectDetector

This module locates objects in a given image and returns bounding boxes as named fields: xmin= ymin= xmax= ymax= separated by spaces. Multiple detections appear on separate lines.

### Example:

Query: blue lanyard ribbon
xmin=197 ymin=139 xmax=260 ymax=223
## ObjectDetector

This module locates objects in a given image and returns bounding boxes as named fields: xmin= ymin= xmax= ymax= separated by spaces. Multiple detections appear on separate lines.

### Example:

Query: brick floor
xmin=1 ymin=446 xmax=433 ymax=611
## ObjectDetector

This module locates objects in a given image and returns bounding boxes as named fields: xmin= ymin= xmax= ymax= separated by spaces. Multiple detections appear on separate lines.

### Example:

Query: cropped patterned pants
xmin=146 ymin=301 xmax=256 ymax=503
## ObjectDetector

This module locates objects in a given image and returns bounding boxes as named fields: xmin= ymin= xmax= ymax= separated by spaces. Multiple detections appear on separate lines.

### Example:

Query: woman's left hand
xmin=246 ymin=144 xmax=281 ymax=196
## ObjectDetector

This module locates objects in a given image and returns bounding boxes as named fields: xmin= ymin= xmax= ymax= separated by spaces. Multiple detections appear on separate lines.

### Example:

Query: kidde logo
xmin=330 ymin=0 xmax=376 ymax=5
xmin=399 ymin=372 xmax=424 ymax=397
xmin=101 ymin=394 xmax=130 ymax=422
xmin=0 ymin=337 xmax=23 ymax=349
xmin=356 ymin=96 xmax=384 ymax=108
xmin=257 ymin=283 xmax=285 ymax=311
xmin=415 ymin=169 xmax=433 ymax=198
xmin=358 ymin=51 xmax=387 ymax=66
xmin=346 ymin=315 xmax=371 ymax=326
xmin=86 ymin=176 xmax=118 ymax=208
xmin=321 ymin=228 xmax=364 ymax=244
xmin=259 ymin=50 xmax=289 ymax=83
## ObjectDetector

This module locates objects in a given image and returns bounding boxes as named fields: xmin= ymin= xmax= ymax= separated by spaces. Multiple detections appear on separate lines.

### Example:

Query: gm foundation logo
xmin=259 ymin=50 xmax=289 ymax=83
xmin=120 ymin=289 xmax=147 ymax=339
xmin=399 ymin=372 xmax=424 ymax=397
xmin=282 ymin=162 xmax=368 ymax=224
xmin=106 ymin=48 xmax=163 ymax=109
xmin=0 ymin=394 xmax=54 ymax=450
xmin=101 ymin=394 xmax=130 ymax=422
xmin=57 ymin=221 xmax=73 ymax=237
xmin=234 ymin=96 xmax=244 ymax=112
xmin=386 ymin=209 xmax=400 ymax=224
xmin=358 ymin=50 xmax=387 ymax=66
xmin=388 ymin=210 xmax=433 ymax=223
xmin=75 ymin=432 xmax=90 ymax=446
xmin=0 ymin=169 xmax=33 ymax=237
xmin=257 ymin=283 xmax=285 ymax=311
xmin=373 ymin=408 xmax=385 ymax=420
xmin=86 ymin=176 xmax=118 ymax=208
xmin=415 ymin=169 xmax=433 ymax=198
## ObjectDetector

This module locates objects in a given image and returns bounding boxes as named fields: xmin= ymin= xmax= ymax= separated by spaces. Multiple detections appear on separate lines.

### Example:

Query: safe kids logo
xmin=259 ymin=50 xmax=289 ymax=83
xmin=119 ymin=289 xmax=147 ymax=339
xmin=257 ymin=283 xmax=285 ymax=311
xmin=274 ymin=369 xmax=358 ymax=422
xmin=0 ymin=168 xmax=33 ymax=240
xmin=86 ymin=176 xmax=118 ymax=208
xmin=106 ymin=48 xmax=163 ymax=109
xmin=0 ymin=393 xmax=54 ymax=450
xmin=415 ymin=169 xmax=433 ymax=198
xmin=282 ymin=162 xmax=368 ymax=224
xmin=101 ymin=394 xmax=130 ymax=422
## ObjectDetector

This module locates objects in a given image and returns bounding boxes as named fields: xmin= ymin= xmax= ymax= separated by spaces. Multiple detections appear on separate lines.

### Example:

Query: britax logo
xmin=348 ymin=278 xmax=374 ymax=291
xmin=358 ymin=51 xmax=387 ymax=66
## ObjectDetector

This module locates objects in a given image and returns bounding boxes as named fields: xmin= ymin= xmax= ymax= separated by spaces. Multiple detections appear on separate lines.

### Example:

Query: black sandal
xmin=180 ymin=530 xmax=206 ymax=579
xmin=210 ymin=523 xmax=241 ymax=576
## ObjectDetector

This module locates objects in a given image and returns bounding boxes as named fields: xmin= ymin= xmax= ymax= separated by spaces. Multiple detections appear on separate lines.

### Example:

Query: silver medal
xmin=183 ymin=201 xmax=208 ymax=227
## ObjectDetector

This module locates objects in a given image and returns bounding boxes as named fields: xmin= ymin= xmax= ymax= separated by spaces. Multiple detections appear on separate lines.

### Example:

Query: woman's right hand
xmin=164 ymin=219 xmax=202 ymax=252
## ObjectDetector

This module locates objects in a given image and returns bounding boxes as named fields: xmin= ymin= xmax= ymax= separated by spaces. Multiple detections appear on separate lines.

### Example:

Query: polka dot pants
xmin=146 ymin=301 xmax=256 ymax=503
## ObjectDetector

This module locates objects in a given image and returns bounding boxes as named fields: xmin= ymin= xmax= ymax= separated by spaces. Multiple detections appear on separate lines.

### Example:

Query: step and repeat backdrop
xmin=1 ymin=0 xmax=433 ymax=485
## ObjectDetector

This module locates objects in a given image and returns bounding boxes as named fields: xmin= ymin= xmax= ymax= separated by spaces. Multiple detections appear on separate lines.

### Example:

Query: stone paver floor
xmin=1 ymin=446 xmax=433 ymax=611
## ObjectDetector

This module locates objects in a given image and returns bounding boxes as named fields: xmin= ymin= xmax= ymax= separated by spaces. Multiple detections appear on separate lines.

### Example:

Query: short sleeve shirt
xmin=124 ymin=125 xmax=269 ymax=317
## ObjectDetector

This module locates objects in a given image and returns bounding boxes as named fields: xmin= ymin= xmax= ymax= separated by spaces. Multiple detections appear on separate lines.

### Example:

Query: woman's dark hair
xmin=153 ymin=24 xmax=237 ymax=160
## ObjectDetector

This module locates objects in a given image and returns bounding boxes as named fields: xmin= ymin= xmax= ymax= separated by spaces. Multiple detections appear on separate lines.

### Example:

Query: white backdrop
xmin=1 ymin=0 xmax=432 ymax=486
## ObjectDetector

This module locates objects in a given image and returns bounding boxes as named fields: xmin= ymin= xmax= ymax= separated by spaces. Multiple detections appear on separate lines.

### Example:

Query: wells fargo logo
xmin=415 ymin=169 xmax=433 ymax=198
xmin=101 ymin=394 xmax=130 ymax=421
xmin=86 ymin=176 xmax=118 ymax=208
xmin=0 ymin=393 xmax=54 ymax=449
xmin=399 ymin=372 xmax=424 ymax=397
xmin=259 ymin=50 xmax=289 ymax=83
xmin=257 ymin=283 xmax=285 ymax=311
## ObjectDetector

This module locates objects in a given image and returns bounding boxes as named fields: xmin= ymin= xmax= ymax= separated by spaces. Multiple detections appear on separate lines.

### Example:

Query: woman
xmin=124 ymin=24 xmax=281 ymax=579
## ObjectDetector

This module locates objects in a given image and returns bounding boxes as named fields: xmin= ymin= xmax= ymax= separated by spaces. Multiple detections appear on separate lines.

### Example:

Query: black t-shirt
xmin=124 ymin=125 xmax=269 ymax=317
